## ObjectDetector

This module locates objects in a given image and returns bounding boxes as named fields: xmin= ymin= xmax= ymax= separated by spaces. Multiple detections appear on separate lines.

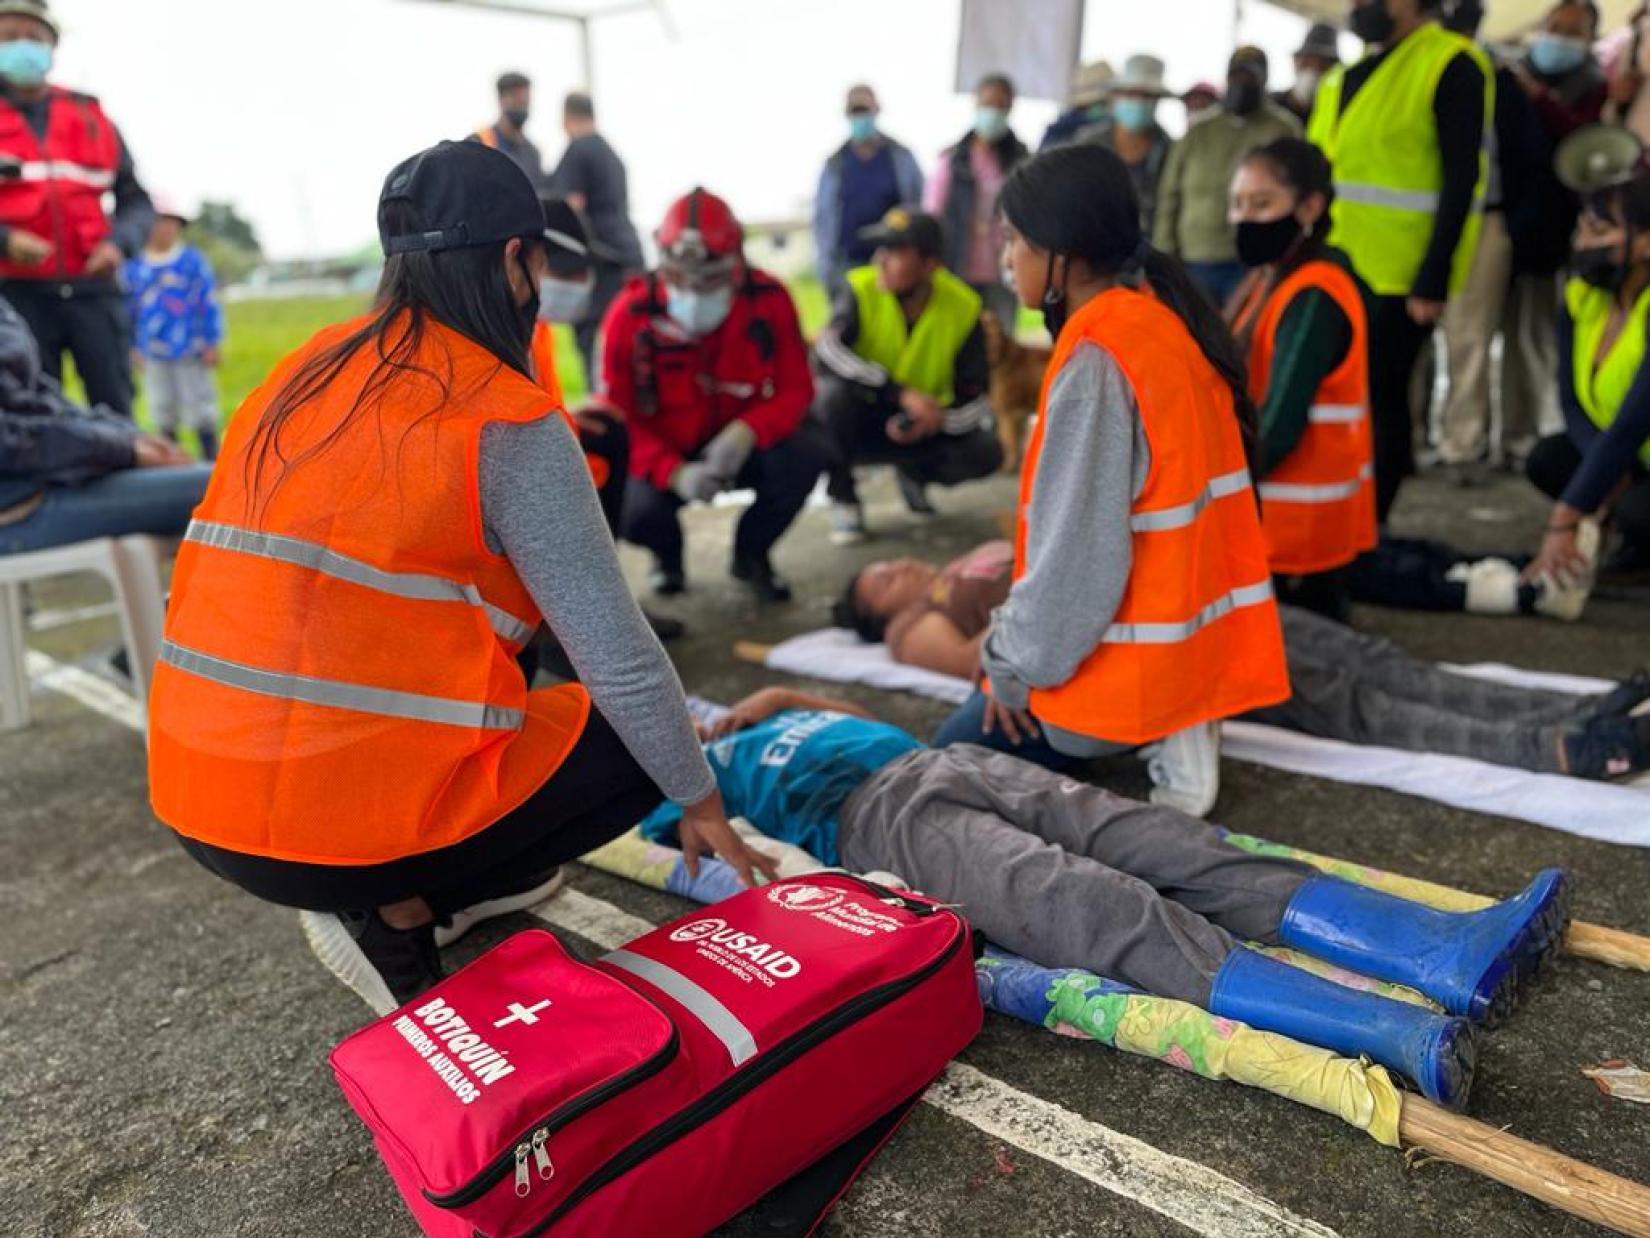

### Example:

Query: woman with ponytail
xmin=1227 ymin=138 xmax=1377 ymax=622
xmin=932 ymin=143 xmax=1289 ymax=817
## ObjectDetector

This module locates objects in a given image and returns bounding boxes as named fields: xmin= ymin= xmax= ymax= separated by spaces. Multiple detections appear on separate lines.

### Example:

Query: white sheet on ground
xmin=761 ymin=629 xmax=1650 ymax=845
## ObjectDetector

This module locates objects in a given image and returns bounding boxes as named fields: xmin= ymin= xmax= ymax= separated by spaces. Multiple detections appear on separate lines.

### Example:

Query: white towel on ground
xmin=761 ymin=629 xmax=1650 ymax=845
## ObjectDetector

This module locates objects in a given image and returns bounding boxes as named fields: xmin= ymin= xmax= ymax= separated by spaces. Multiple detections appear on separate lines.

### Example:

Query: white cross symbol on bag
xmin=494 ymin=999 xmax=552 ymax=1028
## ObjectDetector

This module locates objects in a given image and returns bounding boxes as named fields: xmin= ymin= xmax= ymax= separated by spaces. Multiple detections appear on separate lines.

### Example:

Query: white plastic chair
xmin=0 ymin=534 xmax=168 ymax=733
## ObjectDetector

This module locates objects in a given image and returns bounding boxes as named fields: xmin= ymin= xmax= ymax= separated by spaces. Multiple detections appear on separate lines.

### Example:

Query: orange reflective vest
xmin=148 ymin=316 xmax=591 ymax=866
xmin=1234 ymin=260 xmax=1377 ymax=575
xmin=1011 ymin=287 xmax=1290 ymax=744
xmin=531 ymin=321 xmax=608 ymax=488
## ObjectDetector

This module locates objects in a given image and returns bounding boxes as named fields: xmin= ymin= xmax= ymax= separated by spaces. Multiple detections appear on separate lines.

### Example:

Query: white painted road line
xmin=530 ymin=889 xmax=1340 ymax=1238
xmin=25 ymin=649 xmax=146 ymax=733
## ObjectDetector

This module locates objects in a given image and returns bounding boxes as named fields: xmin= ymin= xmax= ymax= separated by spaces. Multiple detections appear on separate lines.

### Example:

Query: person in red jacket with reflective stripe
xmin=0 ymin=0 xmax=153 ymax=416
xmin=600 ymin=187 xmax=825 ymax=602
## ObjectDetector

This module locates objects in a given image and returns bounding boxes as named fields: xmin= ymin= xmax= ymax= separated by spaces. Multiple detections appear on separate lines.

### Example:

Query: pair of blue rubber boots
xmin=1208 ymin=869 xmax=1572 ymax=1110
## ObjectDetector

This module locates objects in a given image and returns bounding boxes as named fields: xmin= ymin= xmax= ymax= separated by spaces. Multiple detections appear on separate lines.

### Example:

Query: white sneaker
xmin=1533 ymin=518 xmax=1601 ymax=623
xmin=1146 ymin=721 xmax=1221 ymax=817
xmin=1449 ymin=557 xmax=1521 ymax=615
xmin=434 ymin=868 xmax=567 ymax=948
xmin=829 ymin=502 xmax=868 ymax=546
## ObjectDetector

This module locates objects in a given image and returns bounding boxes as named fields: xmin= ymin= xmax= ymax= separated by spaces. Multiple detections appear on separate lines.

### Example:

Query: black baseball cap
xmin=378 ymin=139 xmax=544 ymax=257
xmin=539 ymin=197 xmax=591 ymax=279
xmin=858 ymin=207 xmax=944 ymax=260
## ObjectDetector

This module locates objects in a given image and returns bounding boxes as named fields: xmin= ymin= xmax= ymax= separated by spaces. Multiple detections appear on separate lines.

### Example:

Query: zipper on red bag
xmin=511 ymin=884 xmax=968 ymax=1237
xmin=421 ymin=1013 xmax=680 ymax=1209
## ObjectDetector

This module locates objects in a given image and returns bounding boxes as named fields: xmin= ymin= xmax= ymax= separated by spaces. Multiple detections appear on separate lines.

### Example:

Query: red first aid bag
xmin=330 ymin=873 xmax=982 ymax=1237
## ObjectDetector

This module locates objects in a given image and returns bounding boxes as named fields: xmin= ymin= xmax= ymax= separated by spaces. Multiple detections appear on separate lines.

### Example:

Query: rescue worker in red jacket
xmin=0 ymin=0 xmax=153 ymax=415
xmin=601 ymin=188 xmax=826 ymax=602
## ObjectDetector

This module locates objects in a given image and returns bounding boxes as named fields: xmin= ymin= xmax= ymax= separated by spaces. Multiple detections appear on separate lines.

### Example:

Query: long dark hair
xmin=1240 ymin=137 xmax=1336 ymax=282
xmin=240 ymin=197 xmax=542 ymax=516
xmin=998 ymin=144 xmax=1257 ymax=464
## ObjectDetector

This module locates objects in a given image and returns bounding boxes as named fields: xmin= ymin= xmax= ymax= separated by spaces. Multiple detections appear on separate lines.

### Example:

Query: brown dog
xmin=981 ymin=314 xmax=1051 ymax=472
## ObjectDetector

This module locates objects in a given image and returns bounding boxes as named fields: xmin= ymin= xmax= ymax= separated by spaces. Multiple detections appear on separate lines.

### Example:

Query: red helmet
xmin=657 ymin=187 xmax=742 ymax=286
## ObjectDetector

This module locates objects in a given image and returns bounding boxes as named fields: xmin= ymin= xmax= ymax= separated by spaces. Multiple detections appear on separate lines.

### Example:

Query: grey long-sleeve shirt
xmin=982 ymin=342 xmax=1150 ymax=715
xmin=479 ymin=415 xmax=715 ymax=806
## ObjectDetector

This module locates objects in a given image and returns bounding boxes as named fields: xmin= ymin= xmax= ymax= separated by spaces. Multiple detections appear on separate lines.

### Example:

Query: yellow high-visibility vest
xmin=1565 ymin=277 xmax=1650 ymax=466
xmin=1307 ymin=22 xmax=1493 ymax=297
xmin=847 ymin=265 xmax=981 ymax=405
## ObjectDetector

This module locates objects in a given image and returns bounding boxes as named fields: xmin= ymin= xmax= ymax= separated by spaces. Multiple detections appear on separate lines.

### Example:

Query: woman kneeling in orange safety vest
xmin=147 ymin=141 xmax=772 ymax=1016
xmin=931 ymin=144 xmax=1290 ymax=817
xmin=1227 ymin=138 xmax=1377 ymax=623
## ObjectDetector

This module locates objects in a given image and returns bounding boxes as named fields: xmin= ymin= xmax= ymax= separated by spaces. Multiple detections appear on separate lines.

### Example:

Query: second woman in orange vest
xmin=147 ymin=141 xmax=772 ymax=1015
xmin=932 ymin=144 xmax=1290 ymax=817
xmin=1227 ymin=138 xmax=1377 ymax=622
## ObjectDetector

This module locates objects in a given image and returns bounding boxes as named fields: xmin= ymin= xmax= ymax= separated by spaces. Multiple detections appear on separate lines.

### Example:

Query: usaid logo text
xmin=670 ymin=917 xmax=727 ymax=943
xmin=767 ymin=884 xmax=844 ymax=913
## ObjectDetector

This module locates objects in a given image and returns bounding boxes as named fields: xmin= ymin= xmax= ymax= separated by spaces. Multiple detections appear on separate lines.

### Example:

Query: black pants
xmin=620 ymin=427 xmax=828 ymax=573
xmin=1348 ymin=536 xmax=1537 ymax=612
xmin=1274 ymin=566 xmax=1352 ymax=624
xmin=579 ymin=407 xmax=629 ymax=536
xmin=811 ymin=373 xmax=1003 ymax=505
xmin=1367 ymin=294 xmax=1434 ymax=523
xmin=3 ymin=280 xmax=134 ymax=415
xmin=174 ymin=705 xmax=664 ymax=914
xmin=574 ymin=263 xmax=634 ymax=389
xmin=1526 ymin=432 xmax=1650 ymax=555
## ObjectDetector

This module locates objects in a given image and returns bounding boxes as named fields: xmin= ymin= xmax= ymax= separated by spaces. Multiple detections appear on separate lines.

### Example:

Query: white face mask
xmin=537 ymin=275 xmax=593 ymax=324
xmin=664 ymin=284 xmax=734 ymax=336
xmin=1293 ymin=67 xmax=1322 ymax=103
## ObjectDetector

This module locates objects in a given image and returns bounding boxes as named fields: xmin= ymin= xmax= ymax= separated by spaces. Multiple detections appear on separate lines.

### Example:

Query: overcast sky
xmin=54 ymin=0 xmax=1349 ymax=259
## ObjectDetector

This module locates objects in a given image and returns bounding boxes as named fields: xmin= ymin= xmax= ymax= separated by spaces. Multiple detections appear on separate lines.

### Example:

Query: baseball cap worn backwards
xmin=378 ymin=140 xmax=544 ymax=257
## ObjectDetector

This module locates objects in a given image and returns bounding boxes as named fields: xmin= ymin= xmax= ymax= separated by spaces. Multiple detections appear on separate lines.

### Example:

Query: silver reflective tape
xmin=18 ymin=159 xmax=116 ymax=189
xmin=1307 ymin=403 xmax=1366 ymax=425
xmin=187 ymin=520 xmax=534 ymax=643
xmin=1258 ymin=463 xmax=1373 ymax=504
xmin=1130 ymin=467 xmax=1253 ymax=533
xmin=1103 ymin=579 xmax=1275 ymax=645
xmin=159 ymin=639 xmax=525 ymax=730
xmin=1334 ymin=181 xmax=1440 ymax=212
xmin=602 ymin=948 xmax=758 ymax=1067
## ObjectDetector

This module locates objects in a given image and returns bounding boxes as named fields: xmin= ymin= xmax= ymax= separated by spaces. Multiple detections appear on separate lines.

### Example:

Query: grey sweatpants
xmin=1250 ymin=606 xmax=1587 ymax=773
xmin=143 ymin=356 xmax=220 ymax=435
xmin=836 ymin=745 xmax=1315 ymax=1007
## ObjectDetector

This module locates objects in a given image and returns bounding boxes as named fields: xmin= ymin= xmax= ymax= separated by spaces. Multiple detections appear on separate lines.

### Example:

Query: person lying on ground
xmin=836 ymin=541 xmax=1650 ymax=781
xmin=638 ymin=684 xmax=1575 ymax=1110
xmin=0 ymin=291 xmax=208 ymax=556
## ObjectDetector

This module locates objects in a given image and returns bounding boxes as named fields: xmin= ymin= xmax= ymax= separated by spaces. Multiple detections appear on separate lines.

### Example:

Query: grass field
xmin=69 ymin=274 xmax=838 ymax=456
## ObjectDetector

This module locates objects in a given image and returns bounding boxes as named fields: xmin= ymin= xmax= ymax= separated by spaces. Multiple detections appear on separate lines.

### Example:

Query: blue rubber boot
xmin=1277 ymin=870 xmax=1571 ymax=1026
xmin=1209 ymin=948 xmax=1476 ymax=1109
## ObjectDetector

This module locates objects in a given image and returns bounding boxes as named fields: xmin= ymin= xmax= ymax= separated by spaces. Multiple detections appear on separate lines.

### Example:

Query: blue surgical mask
xmin=1113 ymin=98 xmax=1157 ymax=133
xmin=665 ymin=284 xmax=734 ymax=336
xmin=848 ymin=113 xmax=877 ymax=143
xmin=0 ymin=39 xmax=52 ymax=87
xmin=537 ymin=275 xmax=592 ymax=324
xmin=1529 ymin=35 xmax=1588 ymax=77
xmin=974 ymin=106 xmax=1010 ymax=141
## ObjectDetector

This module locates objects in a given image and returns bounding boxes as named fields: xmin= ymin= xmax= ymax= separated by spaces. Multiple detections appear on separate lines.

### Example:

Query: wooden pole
xmin=729 ymin=641 xmax=1650 ymax=973
xmin=1400 ymin=1097 xmax=1650 ymax=1236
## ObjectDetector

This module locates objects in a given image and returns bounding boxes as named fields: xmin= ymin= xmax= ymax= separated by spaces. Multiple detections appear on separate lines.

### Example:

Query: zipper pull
xmin=532 ymin=1127 xmax=555 ymax=1182
xmin=514 ymin=1143 xmax=531 ymax=1197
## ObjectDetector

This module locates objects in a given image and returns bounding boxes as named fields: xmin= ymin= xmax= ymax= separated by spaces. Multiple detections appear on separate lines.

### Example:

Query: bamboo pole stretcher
xmin=728 ymin=639 xmax=1650 ymax=973
xmin=1400 ymin=1098 xmax=1650 ymax=1236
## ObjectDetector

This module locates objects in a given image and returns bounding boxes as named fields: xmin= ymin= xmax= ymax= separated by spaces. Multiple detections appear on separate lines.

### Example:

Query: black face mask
xmin=1227 ymin=80 xmax=1263 ymax=116
xmin=1235 ymin=216 xmax=1302 ymax=268
xmin=1574 ymin=244 xmax=1629 ymax=293
xmin=1350 ymin=2 xmax=1396 ymax=44
xmin=503 ymin=107 xmax=529 ymax=129
xmin=1040 ymin=250 xmax=1068 ymax=340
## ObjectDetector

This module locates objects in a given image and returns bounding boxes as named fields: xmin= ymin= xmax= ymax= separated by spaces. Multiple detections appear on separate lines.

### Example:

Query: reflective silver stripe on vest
xmin=1129 ymin=467 xmax=1253 ymax=533
xmin=1335 ymin=181 xmax=1439 ymax=212
xmin=1308 ymin=403 xmax=1366 ymax=425
xmin=1257 ymin=462 xmax=1374 ymax=504
xmin=159 ymin=639 xmax=525 ymax=730
xmin=1102 ymin=579 xmax=1275 ymax=645
xmin=602 ymin=948 xmax=758 ymax=1067
xmin=187 ymin=519 xmax=534 ymax=644
xmin=17 ymin=159 xmax=117 ymax=189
